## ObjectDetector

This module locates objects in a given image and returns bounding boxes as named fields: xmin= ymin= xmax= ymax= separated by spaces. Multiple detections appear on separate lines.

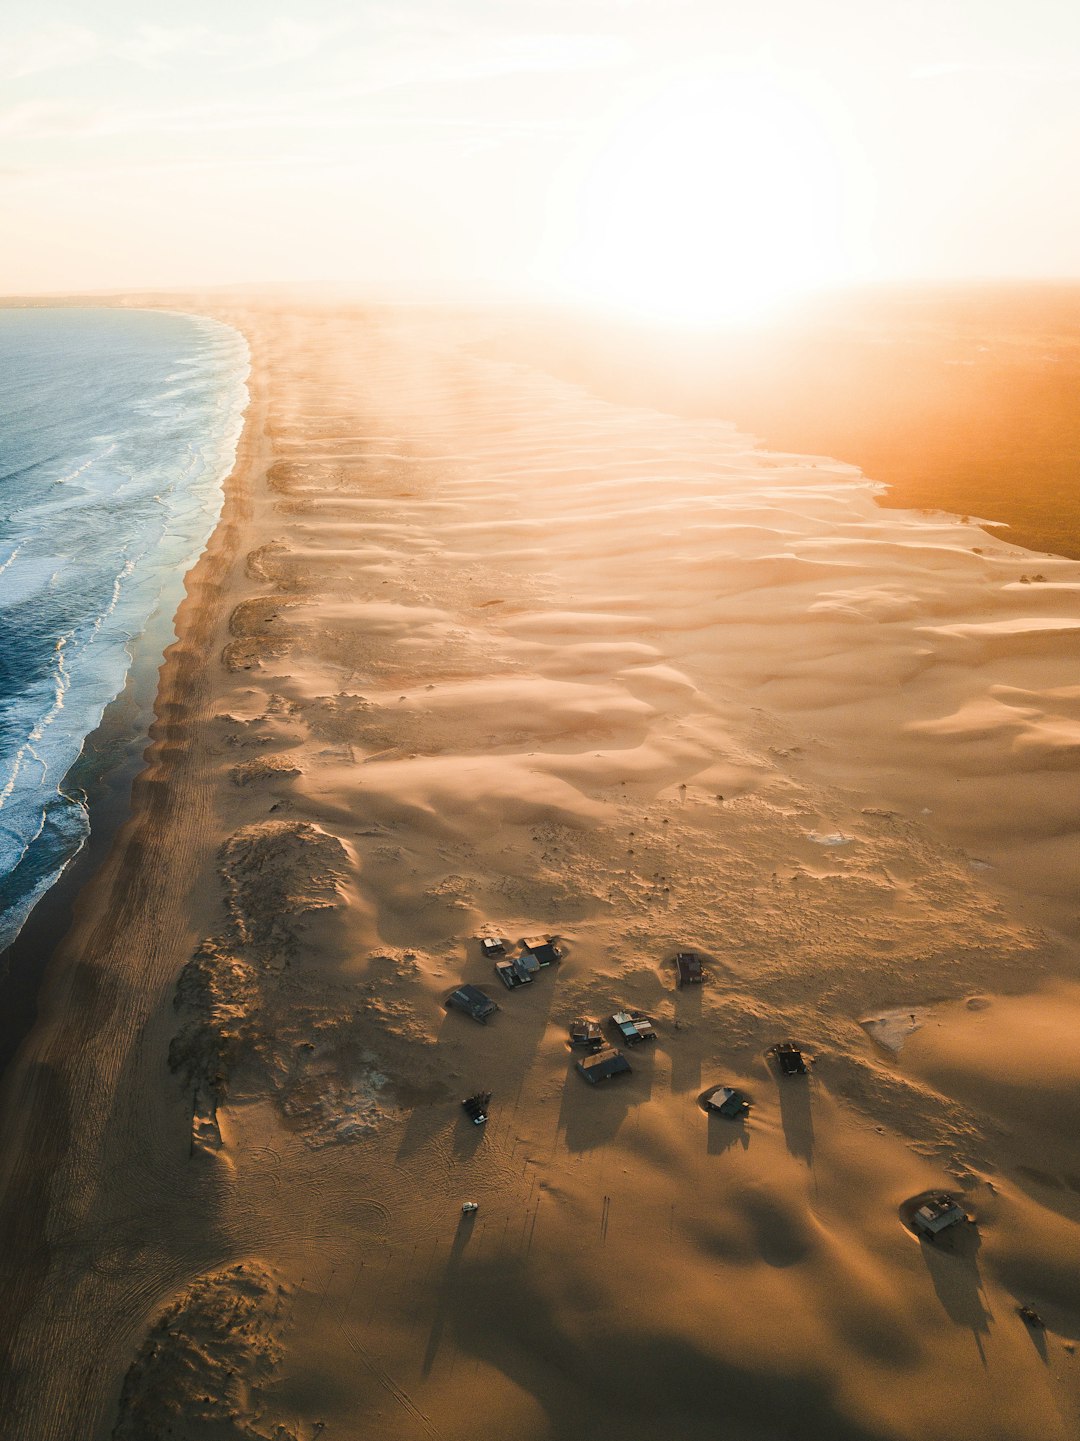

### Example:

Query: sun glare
xmin=547 ymin=70 xmax=855 ymax=326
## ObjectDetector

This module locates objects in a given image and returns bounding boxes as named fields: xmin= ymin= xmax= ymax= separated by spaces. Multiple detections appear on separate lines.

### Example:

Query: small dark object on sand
xmin=1019 ymin=1305 xmax=1045 ymax=1328
xmin=769 ymin=1041 xmax=808 ymax=1076
xmin=704 ymin=1086 xmax=751 ymax=1118
xmin=445 ymin=985 xmax=499 ymax=1023
xmin=520 ymin=935 xmax=562 ymax=966
xmin=495 ymin=955 xmax=534 ymax=989
xmin=611 ymin=1010 xmax=656 ymax=1044
xmin=674 ymin=951 xmax=704 ymax=987
xmin=569 ymin=1018 xmax=604 ymax=1049
xmin=910 ymin=1192 xmax=971 ymax=1241
xmin=577 ymin=1047 xmax=632 ymax=1083
xmin=462 ymin=1091 xmax=491 ymax=1125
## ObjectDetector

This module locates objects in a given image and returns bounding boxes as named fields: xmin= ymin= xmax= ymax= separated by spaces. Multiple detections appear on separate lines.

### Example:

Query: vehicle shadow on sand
xmin=918 ymin=1228 xmax=992 ymax=1361
xmin=421 ymin=1209 xmax=477 ymax=1377
xmin=777 ymin=1075 xmax=814 ymax=1166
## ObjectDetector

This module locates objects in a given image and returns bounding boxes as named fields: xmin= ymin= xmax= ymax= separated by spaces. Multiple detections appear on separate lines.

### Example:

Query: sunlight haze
xmin=3 ymin=0 xmax=1080 ymax=314
xmin=10 ymin=6 xmax=1080 ymax=1441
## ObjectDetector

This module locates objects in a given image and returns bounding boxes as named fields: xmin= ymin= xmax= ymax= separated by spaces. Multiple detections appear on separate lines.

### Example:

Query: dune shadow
xmin=777 ymin=1077 xmax=814 ymax=1165
xmin=445 ymin=1243 xmax=898 ymax=1441
xmin=2 ymin=966 xmax=241 ymax=1433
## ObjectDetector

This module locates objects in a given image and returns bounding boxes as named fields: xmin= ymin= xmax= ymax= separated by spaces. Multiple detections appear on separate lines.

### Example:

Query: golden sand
xmin=2 ymin=299 xmax=1080 ymax=1440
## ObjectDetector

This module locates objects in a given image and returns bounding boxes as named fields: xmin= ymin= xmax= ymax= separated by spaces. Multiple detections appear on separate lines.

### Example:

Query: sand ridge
xmin=2 ymin=301 xmax=1080 ymax=1439
xmin=111 ymin=1261 xmax=297 ymax=1440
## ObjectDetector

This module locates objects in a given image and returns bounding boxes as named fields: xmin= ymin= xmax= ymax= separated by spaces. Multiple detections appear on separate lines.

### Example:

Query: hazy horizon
xmin=5 ymin=0 xmax=1080 ymax=323
xmin=9 ymin=11 xmax=1080 ymax=1434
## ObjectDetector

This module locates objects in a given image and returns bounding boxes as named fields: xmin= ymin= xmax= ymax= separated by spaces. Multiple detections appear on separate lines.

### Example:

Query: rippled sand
xmin=3 ymin=300 xmax=1080 ymax=1441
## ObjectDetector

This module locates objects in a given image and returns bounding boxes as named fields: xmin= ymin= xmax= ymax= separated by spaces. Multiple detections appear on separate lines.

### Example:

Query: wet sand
xmin=3 ymin=297 xmax=1080 ymax=1440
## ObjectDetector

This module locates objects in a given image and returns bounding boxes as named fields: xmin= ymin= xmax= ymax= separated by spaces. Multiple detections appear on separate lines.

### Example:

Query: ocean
xmin=0 ymin=307 xmax=248 ymax=955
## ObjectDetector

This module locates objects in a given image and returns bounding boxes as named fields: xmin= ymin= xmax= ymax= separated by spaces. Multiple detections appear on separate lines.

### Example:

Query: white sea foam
xmin=0 ymin=307 xmax=249 ymax=951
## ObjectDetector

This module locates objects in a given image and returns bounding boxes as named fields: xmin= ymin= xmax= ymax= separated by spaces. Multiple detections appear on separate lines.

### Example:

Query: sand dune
xmin=3 ymin=301 xmax=1080 ymax=1440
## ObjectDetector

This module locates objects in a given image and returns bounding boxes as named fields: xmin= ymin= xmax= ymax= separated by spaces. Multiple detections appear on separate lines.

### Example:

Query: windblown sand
xmin=3 ymin=301 xmax=1080 ymax=1440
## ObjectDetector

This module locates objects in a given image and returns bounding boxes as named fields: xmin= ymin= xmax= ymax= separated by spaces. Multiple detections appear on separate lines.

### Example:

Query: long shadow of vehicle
xmin=669 ymin=981 xmax=703 ymax=1095
xmin=422 ymin=1208 xmax=477 ymax=1376
xmin=905 ymin=1213 xmax=992 ymax=1360
xmin=777 ymin=1075 xmax=814 ymax=1166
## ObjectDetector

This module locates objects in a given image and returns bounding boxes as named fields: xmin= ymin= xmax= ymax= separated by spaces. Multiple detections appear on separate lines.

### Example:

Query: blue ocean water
xmin=0 ymin=307 xmax=248 ymax=953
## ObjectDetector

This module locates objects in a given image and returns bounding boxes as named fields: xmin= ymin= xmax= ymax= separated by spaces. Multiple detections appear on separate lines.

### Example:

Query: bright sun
xmin=547 ymin=70 xmax=855 ymax=326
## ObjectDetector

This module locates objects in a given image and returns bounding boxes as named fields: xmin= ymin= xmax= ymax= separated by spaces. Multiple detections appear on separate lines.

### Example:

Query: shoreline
xmin=0 ymin=591 xmax=182 ymax=1079
xmin=4 ymin=299 xmax=1080 ymax=1440
xmin=0 ymin=309 xmax=266 ymax=1434
xmin=6 ymin=292 xmax=1077 ymax=1086
xmin=0 ymin=307 xmax=249 ymax=1080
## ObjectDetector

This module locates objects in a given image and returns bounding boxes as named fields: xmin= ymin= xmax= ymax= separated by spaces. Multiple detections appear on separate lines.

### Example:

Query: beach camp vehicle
xmin=769 ymin=1041 xmax=808 ymax=1075
xmin=704 ymin=1086 xmax=751 ymax=1119
xmin=520 ymin=936 xmax=562 ymax=967
xmin=462 ymin=1201 xmax=480 ymax=1214
xmin=674 ymin=951 xmax=704 ymax=987
xmin=480 ymin=937 xmax=506 ymax=958
xmin=461 ymin=1092 xmax=491 ymax=1125
xmin=1018 ymin=1306 xmax=1045 ymax=1328
xmin=495 ymin=955 xmax=534 ymax=989
xmin=569 ymin=1018 xmax=604 ymax=1049
xmin=445 ymin=985 xmax=499 ymax=1024
xmin=610 ymin=1010 xmax=656 ymax=1045
xmin=576 ymin=1047 xmax=632 ymax=1084
xmin=911 ymin=1193 xmax=971 ymax=1241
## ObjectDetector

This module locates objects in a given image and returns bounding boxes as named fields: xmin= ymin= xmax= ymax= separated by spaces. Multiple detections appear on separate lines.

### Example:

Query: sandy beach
xmin=3 ymin=297 xmax=1080 ymax=1441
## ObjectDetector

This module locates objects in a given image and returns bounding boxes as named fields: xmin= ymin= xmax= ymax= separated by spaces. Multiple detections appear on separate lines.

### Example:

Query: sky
xmin=3 ymin=0 xmax=1080 ymax=320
